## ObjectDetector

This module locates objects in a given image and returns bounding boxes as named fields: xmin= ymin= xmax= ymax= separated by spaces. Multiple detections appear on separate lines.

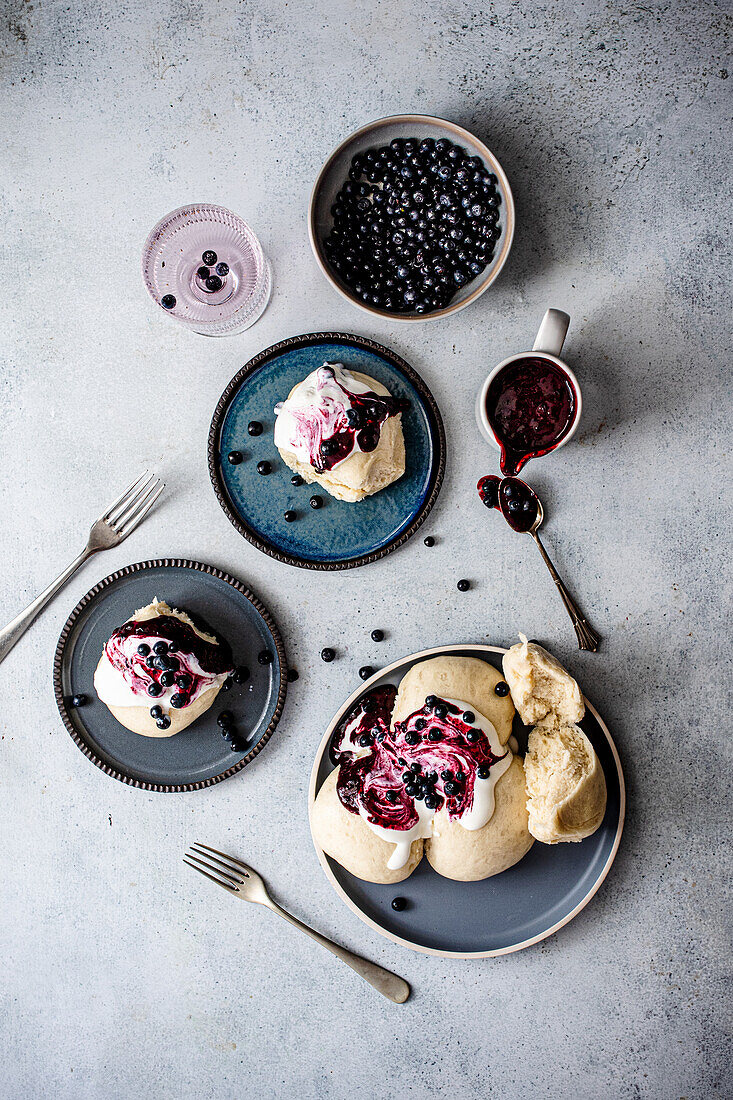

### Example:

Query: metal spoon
xmin=479 ymin=475 xmax=601 ymax=652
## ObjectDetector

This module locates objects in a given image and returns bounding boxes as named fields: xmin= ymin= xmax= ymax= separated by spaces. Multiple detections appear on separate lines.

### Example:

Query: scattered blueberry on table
xmin=287 ymin=668 xmax=299 ymax=683
xmin=324 ymin=136 xmax=501 ymax=314
xmin=359 ymin=665 xmax=375 ymax=680
xmin=370 ymin=629 xmax=384 ymax=642
xmin=309 ymin=495 xmax=323 ymax=510
xmin=290 ymin=474 xmax=304 ymax=486
xmin=391 ymin=896 xmax=408 ymax=912
xmin=321 ymin=647 xmax=336 ymax=663
xmin=248 ymin=421 xmax=263 ymax=436
xmin=227 ymin=451 xmax=243 ymax=465
xmin=284 ymin=510 xmax=296 ymax=522
xmin=457 ymin=579 xmax=470 ymax=591
xmin=256 ymin=461 xmax=271 ymax=475
xmin=160 ymin=294 xmax=176 ymax=309
xmin=423 ymin=535 xmax=435 ymax=547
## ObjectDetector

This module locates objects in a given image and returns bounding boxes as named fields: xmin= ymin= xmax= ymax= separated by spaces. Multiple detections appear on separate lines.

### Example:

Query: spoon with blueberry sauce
xmin=478 ymin=475 xmax=600 ymax=652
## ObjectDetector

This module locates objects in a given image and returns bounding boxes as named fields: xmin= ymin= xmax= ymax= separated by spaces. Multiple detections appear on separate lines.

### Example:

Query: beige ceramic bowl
xmin=308 ymin=114 xmax=515 ymax=323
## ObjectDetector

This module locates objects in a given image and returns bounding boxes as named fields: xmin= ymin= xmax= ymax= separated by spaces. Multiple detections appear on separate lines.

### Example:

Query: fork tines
xmin=103 ymin=472 xmax=164 ymax=537
xmin=183 ymin=843 xmax=250 ymax=894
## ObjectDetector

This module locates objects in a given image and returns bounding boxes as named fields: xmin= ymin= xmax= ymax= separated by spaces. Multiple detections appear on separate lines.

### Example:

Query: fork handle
xmin=266 ymin=900 xmax=410 ymax=1004
xmin=0 ymin=547 xmax=94 ymax=666
xmin=529 ymin=530 xmax=601 ymax=652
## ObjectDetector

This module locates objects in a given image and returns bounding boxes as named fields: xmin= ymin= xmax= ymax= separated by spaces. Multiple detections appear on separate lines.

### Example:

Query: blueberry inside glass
xmin=323 ymin=135 xmax=501 ymax=315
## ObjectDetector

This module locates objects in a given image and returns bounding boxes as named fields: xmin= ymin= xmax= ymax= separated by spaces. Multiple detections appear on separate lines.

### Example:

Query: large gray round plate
xmin=53 ymin=559 xmax=287 ymax=791
xmin=308 ymin=644 xmax=625 ymax=957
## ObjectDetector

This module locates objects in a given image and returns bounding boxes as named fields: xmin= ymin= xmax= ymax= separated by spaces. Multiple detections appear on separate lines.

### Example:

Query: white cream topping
xmin=273 ymin=362 xmax=373 ymax=469
xmin=364 ymin=697 xmax=513 ymax=870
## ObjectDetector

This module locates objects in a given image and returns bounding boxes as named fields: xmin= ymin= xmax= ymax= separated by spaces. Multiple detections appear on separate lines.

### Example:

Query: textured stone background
xmin=1 ymin=1 xmax=731 ymax=1097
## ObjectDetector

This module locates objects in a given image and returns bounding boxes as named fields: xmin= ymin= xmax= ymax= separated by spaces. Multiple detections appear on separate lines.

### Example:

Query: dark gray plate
xmin=53 ymin=559 xmax=287 ymax=791
xmin=309 ymin=645 xmax=625 ymax=957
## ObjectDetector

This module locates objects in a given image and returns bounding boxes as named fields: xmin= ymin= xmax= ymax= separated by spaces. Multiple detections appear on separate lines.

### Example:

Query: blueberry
xmin=414 ymin=718 xmax=427 ymax=731
xmin=156 ymin=716 xmax=171 ymax=731
xmin=434 ymin=704 xmax=447 ymax=719
xmin=229 ymin=738 xmax=247 ymax=753
xmin=386 ymin=790 xmax=398 ymax=804
xmin=215 ymin=262 xmax=229 ymax=277
xmin=321 ymin=647 xmax=335 ymax=663
xmin=402 ymin=771 xmax=412 ymax=783
xmin=197 ymin=265 xmax=210 ymax=279
xmin=425 ymin=695 xmax=438 ymax=708
xmin=478 ymin=765 xmax=492 ymax=780
xmin=309 ymin=495 xmax=323 ymax=510
xmin=147 ymin=682 xmax=163 ymax=697
xmin=257 ymin=461 xmax=271 ymax=475
xmin=247 ymin=420 xmax=263 ymax=436
xmin=405 ymin=784 xmax=417 ymax=797
xmin=153 ymin=641 xmax=168 ymax=655
xmin=161 ymin=294 xmax=176 ymax=309
xmin=444 ymin=781 xmax=459 ymax=796
xmin=137 ymin=643 xmax=150 ymax=656
xmin=257 ymin=651 xmax=272 ymax=666
xmin=466 ymin=729 xmax=480 ymax=743
xmin=507 ymin=499 xmax=522 ymax=513
xmin=423 ymin=535 xmax=435 ymax=547
xmin=284 ymin=510 xmax=297 ymax=522
xmin=405 ymin=731 xmax=420 ymax=746
xmin=320 ymin=439 xmax=337 ymax=457
xmin=160 ymin=671 xmax=175 ymax=687
xmin=358 ymin=732 xmax=373 ymax=747
xmin=457 ymin=579 xmax=471 ymax=592
xmin=221 ymin=678 xmax=232 ymax=692
xmin=205 ymin=275 xmax=223 ymax=292
xmin=428 ymin=729 xmax=442 ymax=742
xmin=169 ymin=693 xmax=186 ymax=708
xmin=391 ymin=896 xmax=407 ymax=912
xmin=217 ymin=711 xmax=234 ymax=728
xmin=359 ymin=666 xmax=375 ymax=681
xmin=424 ymin=794 xmax=438 ymax=810
xmin=70 ymin=693 xmax=87 ymax=708
xmin=287 ymin=668 xmax=299 ymax=683
xmin=202 ymin=250 xmax=217 ymax=265
xmin=462 ymin=710 xmax=475 ymax=724
xmin=228 ymin=451 xmax=243 ymax=465
xmin=291 ymin=474 xmax=304 ymax=486
xmin=371 ymin=629 xmax=384 ymax=642
xmin=494 ymin=681 xmax=510 ymax=697
xmin=176 ymin=673 xmax=192 ymax=689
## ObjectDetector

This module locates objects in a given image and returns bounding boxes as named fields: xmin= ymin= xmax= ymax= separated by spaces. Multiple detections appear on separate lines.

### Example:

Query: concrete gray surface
xmin=1 ymin=1 xmax=731 ymax=1097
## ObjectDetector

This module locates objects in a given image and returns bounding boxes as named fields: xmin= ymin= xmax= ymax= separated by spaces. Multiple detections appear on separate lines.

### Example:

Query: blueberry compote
xmin=486 ymin=356 xmax=576 ymax=475
xmin=477 ymin=474 xmax=538 ymax=534
xmin=105 ymin=614 xmax=233 ymax=709
xmin=323 ymin=136 xmax=502 ymax=315
xmin=274 ymin=364 xmax=409 ymax=474
xmin=329 ymin=686 xmax=509 ymax=860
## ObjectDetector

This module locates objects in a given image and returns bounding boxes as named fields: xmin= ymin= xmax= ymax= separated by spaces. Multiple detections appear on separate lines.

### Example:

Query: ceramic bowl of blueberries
xmin=309 ymin=114 xmax=515 ymax=322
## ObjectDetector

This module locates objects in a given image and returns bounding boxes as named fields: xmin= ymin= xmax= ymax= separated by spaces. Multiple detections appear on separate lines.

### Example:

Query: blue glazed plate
xmin=208 ymin=333 xmax=445 ymax=569
xmin=308 ymin=645 xmax=625 ymax=957
xmin=53 ymin=559 xmax=287 ymax=791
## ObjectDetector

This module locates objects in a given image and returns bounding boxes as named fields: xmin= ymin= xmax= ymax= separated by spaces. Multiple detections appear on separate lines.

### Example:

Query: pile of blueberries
xmin=139 ymin=640 xmax=192 ymax=729
xmin=323 ymin=136 xmax=502 ymax=314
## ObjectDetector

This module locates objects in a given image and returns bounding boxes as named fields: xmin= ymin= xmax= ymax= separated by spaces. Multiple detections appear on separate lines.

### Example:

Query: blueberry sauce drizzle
xmin=281 ymin=366 xmax=409 ymax=474
xmin=477 ymin=474 xmax=538 ymax=534
xmin=330 ymin=686 xmax=507 ymax=833
xmin=105 ymin=614 xmax=233 ymax=709
xmin=485 ymin=356 xmax=576 ymax=475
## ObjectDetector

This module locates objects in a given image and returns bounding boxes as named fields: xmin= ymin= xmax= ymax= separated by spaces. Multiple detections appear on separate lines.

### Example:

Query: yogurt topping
xmin=330 ymin=686 xmax=512 ymax=869
xmin=95 ymin=603 xmax=233 ymax=713
xmin=273 ymin=362 xmax=409 ymax=473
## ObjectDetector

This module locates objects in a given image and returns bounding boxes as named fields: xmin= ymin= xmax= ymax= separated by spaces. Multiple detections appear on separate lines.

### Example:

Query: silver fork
xmin=184 ymin=843 xmax=410 ymax=1004
xmin=0 ymin=471 xmax=164 ymax=666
